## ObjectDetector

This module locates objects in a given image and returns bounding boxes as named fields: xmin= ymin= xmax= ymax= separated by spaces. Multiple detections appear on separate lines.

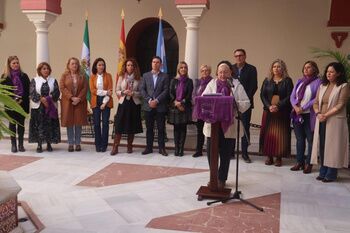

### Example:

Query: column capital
xmin=176 ymin=4 xmax=208 ymax=19
xmin=22 ymin=10 xmax=58 ymax=30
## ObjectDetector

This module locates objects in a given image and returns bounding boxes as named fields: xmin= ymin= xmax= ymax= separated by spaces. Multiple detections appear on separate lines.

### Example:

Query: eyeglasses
xmin=234 ymin=54 xmax=244 ymax=58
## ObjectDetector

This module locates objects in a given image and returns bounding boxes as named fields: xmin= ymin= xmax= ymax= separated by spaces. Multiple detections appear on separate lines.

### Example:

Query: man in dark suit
xmin=140 ymin=56 xmax=170 ymax=156
xmin=232 ymin=49 xmax=258 ymax=163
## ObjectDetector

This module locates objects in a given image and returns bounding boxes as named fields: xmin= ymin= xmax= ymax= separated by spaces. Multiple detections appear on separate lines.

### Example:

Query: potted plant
xmin=0 ymin=83 xmax=28 ymax=138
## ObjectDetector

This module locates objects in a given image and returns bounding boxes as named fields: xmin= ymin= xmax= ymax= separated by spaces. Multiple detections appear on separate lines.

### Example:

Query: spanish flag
xmin=117 ymin=9 xmax=126 ymax=82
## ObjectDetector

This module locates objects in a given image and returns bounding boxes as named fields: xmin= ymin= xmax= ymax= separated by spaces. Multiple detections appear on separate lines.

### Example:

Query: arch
xmin=126 ymin=17 xmax=179 ymax=78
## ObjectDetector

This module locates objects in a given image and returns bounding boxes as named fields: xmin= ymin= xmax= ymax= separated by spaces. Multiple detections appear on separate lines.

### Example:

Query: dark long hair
xmin=92 ymin=57 xmax=106 ymax=75
xmin=321 ymin=62 xmax=348 ymax=86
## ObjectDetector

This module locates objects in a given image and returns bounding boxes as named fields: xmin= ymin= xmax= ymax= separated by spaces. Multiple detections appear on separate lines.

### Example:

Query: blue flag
xmin=156 ymin=18 xmax=167 ymax=73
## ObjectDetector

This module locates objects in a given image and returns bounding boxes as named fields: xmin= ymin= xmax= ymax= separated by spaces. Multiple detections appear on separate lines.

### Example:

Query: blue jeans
xmin=293 ymin=113 xmax=313 ymax=165
xmin=318 ymin=122 xmax=338 ymax=180
xmin=93 ymin=104 xmax=111 ymax=151
xmin=67 ymin=126 xmax=82 ymax=145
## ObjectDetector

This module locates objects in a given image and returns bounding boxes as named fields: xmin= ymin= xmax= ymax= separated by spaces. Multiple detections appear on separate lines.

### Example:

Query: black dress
xmin=29 ymin=79 xmax=61 ymax=144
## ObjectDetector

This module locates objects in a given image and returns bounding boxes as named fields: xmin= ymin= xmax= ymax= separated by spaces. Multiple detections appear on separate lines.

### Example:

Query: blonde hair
xmin=199 ymin=64 xmax=211 ymax=74
xmin=175 ymin=61 xmax=189 ymax=79
xmin=64 ymin=57 xmax=81 ymax=75
xmin=2 ymin=56 xmax=21 ymax=78
xmin=268 ymin=59 xmax=289 ymax=80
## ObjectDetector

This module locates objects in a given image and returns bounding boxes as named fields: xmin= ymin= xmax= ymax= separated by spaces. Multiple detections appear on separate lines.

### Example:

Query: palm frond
xmin=311 ymin=47 xmax=350 ymax=80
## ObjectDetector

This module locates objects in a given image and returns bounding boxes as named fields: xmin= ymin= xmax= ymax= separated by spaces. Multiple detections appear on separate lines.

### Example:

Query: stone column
xmin=22 ymin=11 xmax=58 ymax=65
xmin=176 ymin=1 xmax=209 ymax=80
xmin=21 ymin=0 xmax=62 ymax=65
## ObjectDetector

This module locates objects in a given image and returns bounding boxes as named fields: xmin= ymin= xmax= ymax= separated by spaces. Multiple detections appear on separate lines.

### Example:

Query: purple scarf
xmin=45 ymin=96 xmax=58 ymax=119
xmin=291 ymin=75 xmax=318 ymax=125
xmin=176 ymin=76 xmax=187 ymax=101
xmin=297 ymin=76 xmax=318 ymax=104
xmin=197 ymin=76 xmax=212 ymax=96
xmin=10 ymin=70 xmax=24 ymax=97
xmin=216 ymin=79 xmax=230 ymax=96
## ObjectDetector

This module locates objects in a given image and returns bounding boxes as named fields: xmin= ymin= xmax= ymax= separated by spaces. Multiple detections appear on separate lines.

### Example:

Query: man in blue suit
xmin=140 ymin=56 xmax=169 ymax=156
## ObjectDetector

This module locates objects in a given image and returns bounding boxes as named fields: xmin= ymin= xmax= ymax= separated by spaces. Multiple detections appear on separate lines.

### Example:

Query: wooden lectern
xmin=193 ymin=95 xmax=233 ymax=200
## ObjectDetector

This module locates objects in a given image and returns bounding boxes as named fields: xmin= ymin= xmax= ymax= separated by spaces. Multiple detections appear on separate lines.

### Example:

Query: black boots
xmin=18 ymin=135 xmax=25 ymax=152
xmin=11 ymin=137 xmax=17 ymax=153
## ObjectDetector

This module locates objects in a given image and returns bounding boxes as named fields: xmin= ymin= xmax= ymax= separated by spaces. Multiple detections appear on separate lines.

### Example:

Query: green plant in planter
xmin=0 ymin=83 xmax=28 ymax=138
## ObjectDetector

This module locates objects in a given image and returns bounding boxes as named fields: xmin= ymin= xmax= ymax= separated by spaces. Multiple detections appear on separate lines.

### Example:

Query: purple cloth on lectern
xmin=192 ymin=95 xmax=234 ymax=133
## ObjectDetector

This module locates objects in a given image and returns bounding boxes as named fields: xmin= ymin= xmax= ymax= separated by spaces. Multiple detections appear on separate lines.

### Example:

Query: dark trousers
xmin=207 ymin=128 xmax=234 ymax=182
xmin=318 ymin=122 xmax=338 ymax=180
xmin=93 ymin=97 xmax=111 ymax=150
xmin=174 ymin=123 xmax=187 ymax=156
xmin=9 ymin=115 xmax=25 ymax=145
xmin=195 ymin=120 xmax=205 ymax=153
xmin=144 ymin=109 xmax=166 ymax=150
xmin=233 ymin=108 xmax=251 ymax=157
xmin=293 ymin=113 xmax=313 ymax=165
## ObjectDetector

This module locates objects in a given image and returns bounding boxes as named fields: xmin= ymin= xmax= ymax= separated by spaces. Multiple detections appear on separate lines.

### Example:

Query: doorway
xmin=126 ymin=17 xmax=179 ymax=78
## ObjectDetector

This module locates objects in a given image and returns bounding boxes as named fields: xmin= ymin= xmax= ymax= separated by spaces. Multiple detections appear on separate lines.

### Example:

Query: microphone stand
xmin=207 ymin=79 xmax=263 ymax=212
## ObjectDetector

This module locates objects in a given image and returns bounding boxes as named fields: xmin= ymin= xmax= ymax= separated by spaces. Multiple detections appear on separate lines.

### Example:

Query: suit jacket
xmin=116 ymin=75 xmax=142 ymax=105
xmin=232 ymin=63 xmax=258 ymax=108
xmin=89 ymin=72 xmax=114 ymax=109
xmin=140 ymin=71 xmax=169 ymax=112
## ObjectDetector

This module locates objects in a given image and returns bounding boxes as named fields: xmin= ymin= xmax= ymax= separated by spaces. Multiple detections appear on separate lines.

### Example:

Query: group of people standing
xmin=1 ymin=49 xmax=349 ymax=184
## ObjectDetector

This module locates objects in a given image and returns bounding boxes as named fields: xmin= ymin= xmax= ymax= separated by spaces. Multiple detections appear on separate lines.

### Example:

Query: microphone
xmin=227 ymin=77 xmax=234 ymax=88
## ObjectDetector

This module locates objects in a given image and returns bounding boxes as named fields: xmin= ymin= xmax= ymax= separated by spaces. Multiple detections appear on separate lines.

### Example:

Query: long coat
xmin=59 ymin=73 xmax=88 ymax=127
xmin=202 ymin=79 xmax=251 ymax=139
xmin=311 ymin=83 xmax=349 ymax=168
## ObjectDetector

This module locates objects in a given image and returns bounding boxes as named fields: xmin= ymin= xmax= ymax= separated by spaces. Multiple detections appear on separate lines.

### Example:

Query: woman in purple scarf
xmin=28 ymin=62 xmax=61 ymax=152
xmin=168 ymin=61 xmax=194 ymax=156
xmin=290 ymin=61 xmax=321 ymax=173
xmin=192 ymin=65 xmax=213 ymax=157
xmin=0 ymin=56 xmax=30 ymax=153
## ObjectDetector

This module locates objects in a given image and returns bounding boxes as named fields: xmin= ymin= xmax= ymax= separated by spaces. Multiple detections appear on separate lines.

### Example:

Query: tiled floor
xmin=0 ymin=127 xmax=350 ymax=233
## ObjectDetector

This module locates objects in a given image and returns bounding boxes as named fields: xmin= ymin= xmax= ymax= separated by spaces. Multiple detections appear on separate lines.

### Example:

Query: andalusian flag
xmin=81 ymin=13 xmax=91 ymax=101
xmin=117 ymin=9 xmax=126 ymax=81
xmin=156 ymin=8 xmax=167 ymax=73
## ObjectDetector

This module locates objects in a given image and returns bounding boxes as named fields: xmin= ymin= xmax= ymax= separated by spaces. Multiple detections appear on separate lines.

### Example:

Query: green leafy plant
xmin=311 ymin=48 xmax=350 ymax=79
xmin=0 ymin=83 xmax=28 ymax=138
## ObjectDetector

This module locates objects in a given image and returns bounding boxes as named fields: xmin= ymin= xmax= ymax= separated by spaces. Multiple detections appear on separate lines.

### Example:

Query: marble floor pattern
xmin=0 ymin=138 xmax=350 ymax=233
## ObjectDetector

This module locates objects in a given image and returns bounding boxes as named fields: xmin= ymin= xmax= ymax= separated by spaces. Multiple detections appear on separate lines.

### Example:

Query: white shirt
xmin=296 ymin=84 xmax=312 ymax=113
xmin=96 ymin=74 xmax=107 ymax=96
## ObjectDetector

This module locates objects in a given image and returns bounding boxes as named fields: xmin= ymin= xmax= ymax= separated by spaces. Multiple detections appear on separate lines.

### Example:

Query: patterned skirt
xmin=259 ymin=110 xmax=291 ymax=157
xmin=29 ymin=106 xmax=61 ymax=144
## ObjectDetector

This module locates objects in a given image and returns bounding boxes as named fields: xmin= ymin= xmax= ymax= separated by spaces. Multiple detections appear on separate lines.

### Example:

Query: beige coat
xmin=202 ymin=79 xmax=251 ymax=138
xmin=311 ymin=83 xmax=349 ymax=168
xmin=116 ymin=76 xmax=142 ymax=105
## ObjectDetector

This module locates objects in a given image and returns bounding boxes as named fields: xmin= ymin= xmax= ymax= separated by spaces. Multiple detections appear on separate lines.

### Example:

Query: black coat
xmin=232 ymin=63 xmax=258 ymax=108
xmin=168 ymin=77 xmax=193 ymax=125
xmin=1 ymin=72 xmax=30 ymax=120
xmin=260 ymin=77 xmax=294 ymax=112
